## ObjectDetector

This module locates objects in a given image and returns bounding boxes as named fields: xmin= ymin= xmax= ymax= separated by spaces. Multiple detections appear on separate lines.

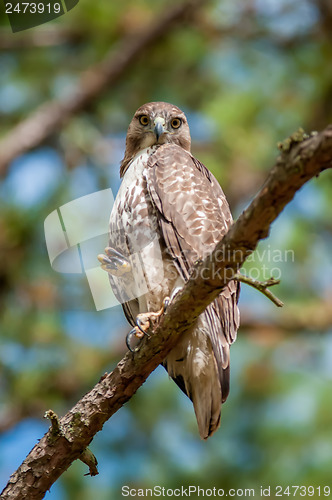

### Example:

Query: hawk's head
xmin=120 ymin=102 xmax=191 ymax=176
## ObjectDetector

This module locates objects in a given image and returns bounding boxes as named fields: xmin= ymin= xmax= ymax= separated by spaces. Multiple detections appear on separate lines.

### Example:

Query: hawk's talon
xmin=162 ymin=296 xmax=170 ymax=312
xmin=170 ymin=286 xmax=182 ymax=302
xmin=105 ymin=247 xmax=127 ymax=261
xmin=126 ymin=324 xmax=150 ymax=352
xmin=126 ymin=328 xmax=141 ymax=352
xmin=126 ymin=299 xmax=170 ymax=352
xmin=136 ymin=317 xmax=151 ymax=338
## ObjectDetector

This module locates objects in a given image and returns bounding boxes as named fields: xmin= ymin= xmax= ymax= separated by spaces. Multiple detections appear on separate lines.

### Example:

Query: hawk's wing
xmin=145 ymin=144 xmax=239 ymax=401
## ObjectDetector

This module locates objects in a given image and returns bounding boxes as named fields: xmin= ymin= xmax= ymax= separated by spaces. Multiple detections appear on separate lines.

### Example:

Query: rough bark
xmin=0 ymin=0 xmax=204 ymax=177
xmin=1 ymin=126 xmax=332 ymax=499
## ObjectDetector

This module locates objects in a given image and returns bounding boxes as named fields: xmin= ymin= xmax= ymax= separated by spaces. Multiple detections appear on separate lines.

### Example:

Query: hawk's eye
xmin=139 ymin=115 xmax=149 ymax=126
xmin=171 ymin=118 xmax=182 ymax=129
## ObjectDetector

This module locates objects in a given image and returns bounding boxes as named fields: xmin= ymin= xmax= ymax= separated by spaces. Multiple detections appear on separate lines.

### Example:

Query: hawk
xmin=98 ymin=102 xmax=240 ymax=439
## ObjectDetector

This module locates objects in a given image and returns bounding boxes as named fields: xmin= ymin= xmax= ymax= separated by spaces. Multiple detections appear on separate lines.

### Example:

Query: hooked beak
xmin=153 ymin=117 xmax=166 ymax=142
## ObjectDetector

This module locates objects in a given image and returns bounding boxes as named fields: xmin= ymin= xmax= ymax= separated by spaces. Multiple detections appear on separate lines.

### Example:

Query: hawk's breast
xmin=110 ymin=146 xmax=163 ymax=252
xmin=109 ymin=146 xmax=180 ymax=311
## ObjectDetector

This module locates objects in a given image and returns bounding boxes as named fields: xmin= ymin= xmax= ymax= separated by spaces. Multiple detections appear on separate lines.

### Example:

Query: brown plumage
xmin=107 ymin=102 xmax=240 ymax=439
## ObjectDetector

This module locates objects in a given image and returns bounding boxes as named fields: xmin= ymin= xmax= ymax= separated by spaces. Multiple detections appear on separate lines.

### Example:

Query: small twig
xmin=234 ymin=273 xmax=284 ymax=307
xmin=45 ymin=410 xmax=98 ymax=476
xmin=80 ymin=449 xmax=99 ymax=477
xmin=44 ymin=410 xmax=61 ymax=436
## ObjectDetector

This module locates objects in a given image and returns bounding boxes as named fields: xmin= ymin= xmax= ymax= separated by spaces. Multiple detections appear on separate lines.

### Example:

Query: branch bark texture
xmin=2 ymin=127 xmax=332 ymax=499
xmin=0 ymin=0 xmax=204 ymax=176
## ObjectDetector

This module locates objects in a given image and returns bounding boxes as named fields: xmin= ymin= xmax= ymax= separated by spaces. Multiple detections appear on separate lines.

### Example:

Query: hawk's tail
xmin=163 ymin=306 xmax=228 ymax=439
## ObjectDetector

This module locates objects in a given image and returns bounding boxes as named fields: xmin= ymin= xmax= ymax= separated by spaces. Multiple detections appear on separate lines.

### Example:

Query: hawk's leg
xmin=126 ymin=287 xmax=183 ymax=352
xmin=97 ymin=247 xmax=131 ymax=277
xmin=126 ymin=297 xmax=170 ymax=352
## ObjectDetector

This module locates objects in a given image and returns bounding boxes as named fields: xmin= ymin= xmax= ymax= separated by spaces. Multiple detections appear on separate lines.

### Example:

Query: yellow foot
xmin=126 ymin=297 xmax=170 ymax=352
xmin=97 ymin=247 xmax=131 ymax=277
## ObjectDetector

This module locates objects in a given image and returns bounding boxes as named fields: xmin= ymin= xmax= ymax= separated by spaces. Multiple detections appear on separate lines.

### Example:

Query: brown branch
xmin=234 ymin=274 xmax=284 ymax=307
xmin=1 ymin=126 xmax=331 ymax=499
xmin=2 ymin=295 xmax=332 ymax=435
xmin=0 ymin=0 xmax=204 ymax=177
xmin=44 ymin=409 xmax=61 ymax=437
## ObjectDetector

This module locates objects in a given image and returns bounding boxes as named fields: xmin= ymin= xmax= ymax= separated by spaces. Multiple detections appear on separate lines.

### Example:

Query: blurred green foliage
xmin=0 ymin=0 xmax=332 ymax=498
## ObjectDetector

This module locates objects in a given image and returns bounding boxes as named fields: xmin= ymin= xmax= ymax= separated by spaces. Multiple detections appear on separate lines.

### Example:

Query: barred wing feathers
xmin=145 ymin=144 xmax=239 ymax=405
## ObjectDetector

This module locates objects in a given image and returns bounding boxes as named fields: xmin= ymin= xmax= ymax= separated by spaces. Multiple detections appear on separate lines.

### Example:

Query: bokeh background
xmin=0 ymin=0 xmax=332 ymax=498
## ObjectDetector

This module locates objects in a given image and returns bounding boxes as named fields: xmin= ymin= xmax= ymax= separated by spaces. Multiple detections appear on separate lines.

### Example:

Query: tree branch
xmin=1 ymin=126 xmax=331 ymax=499
xmin=0 ymin=0 xmax=204 ymax=177
xmin=234 ymin=274 xmax=284 ymax=307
